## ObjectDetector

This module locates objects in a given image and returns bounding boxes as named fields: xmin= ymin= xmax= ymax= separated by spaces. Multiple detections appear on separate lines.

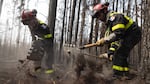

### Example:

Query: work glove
xmin=98 ymin=53 xmax=113 ymax=61
xmin=109 ymin=55 xmax=113 ymax=61
xmin=96 ymin=38 xmax=105 ymax=46
xmin=107 ymin=50 xmax=114 ymax=60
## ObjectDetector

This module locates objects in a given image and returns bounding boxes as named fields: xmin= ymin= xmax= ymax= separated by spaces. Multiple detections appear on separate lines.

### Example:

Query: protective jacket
xmin=30 ymin=20 xmax=52 ymax=40
xmin=104 ymin=11 xmax=136 ymax=43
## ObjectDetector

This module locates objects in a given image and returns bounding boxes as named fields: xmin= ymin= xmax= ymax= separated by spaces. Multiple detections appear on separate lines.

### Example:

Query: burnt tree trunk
xmin=127 ymin=0 xmax=131 ymax=16
xmin=68 ymin=0 xmax=76 ymax=44
xmin=140 ymin=0 xmax=150 ymax=83
xmin=48 ymin=0 xmax=57 ymax=41
xmin=60 ymin=0 xmax=67 ymax=48
xmin=115 ymin=0 xmax=119 ymax=11
xmin=0 ymin=0 xmax=3 ymax=16
xmin=79 ymin=0 xmax=86 ymax=46
xmin=112 ymin=0 xmax=115 ymax=11
xmin=74 ymin=0 xmax=81 ymax=46
xmin=122 ymin=0 xmax=125 ymax=13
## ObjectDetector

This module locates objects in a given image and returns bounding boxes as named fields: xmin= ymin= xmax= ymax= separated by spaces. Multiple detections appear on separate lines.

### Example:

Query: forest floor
xmin=0 ymin=46 xmax=146 ymax=84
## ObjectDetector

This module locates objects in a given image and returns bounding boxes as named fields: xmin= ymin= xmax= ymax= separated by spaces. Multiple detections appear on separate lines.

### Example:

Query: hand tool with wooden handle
xmin=79 ymin=43 xmax=98 ymax=49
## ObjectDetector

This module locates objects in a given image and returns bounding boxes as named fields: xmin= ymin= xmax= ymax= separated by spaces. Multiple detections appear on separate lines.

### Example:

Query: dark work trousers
xmin=42 ymin=39 xmax=54 ymax=69
xmin=33 ymin=39 xmax=54 ymax=70
xmin=112 ymin=23 xmax=141 ymax=75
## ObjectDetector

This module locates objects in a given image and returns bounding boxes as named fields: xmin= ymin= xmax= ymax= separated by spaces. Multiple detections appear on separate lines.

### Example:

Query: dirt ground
xmin=0 ymin=46 xmax=146 ymax=84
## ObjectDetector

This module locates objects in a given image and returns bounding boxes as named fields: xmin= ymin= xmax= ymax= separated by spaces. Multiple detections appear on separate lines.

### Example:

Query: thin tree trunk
xmin=66 ymin=0 xmax=72 ymax=44
xmin=0 ymin=0 xmax=3 ymax=16
xmin=89 ymin=19 xmax=94 ymax=44
xmin=127 ymin=0 xmax=131 ymax=16
xmin=2 ymin=19 xmax=9 ymax=57
xmin=74 ymin=0 xmax=81 ymax=46
xmin=64 ymin=0 xmax=70 ymax=43
xmin=9 ymin=0 xmax=16 ymax=55
xmin=16 ymin=0 xmax=23 ymax=58
xmin=48 ymin=0 xmax=57 ymax=41
xmin=135 ymin=0 xmax=138 ymax=22
xmin=60 ymin=0 xmax=67 ymax=48
xmin=79 ymin=0 xmax=86 ymax=46
xmin=68 ymin=0 xmax=76 ymax=44
xmin=94 ymin=19 xmax=99 ymax=55
xmin=141 ymin=0 xmax=143 ymax=27
xmin=116 ymin=0 xmax=118 ymax=11
xmin=139 ymin=0 xmax=143 ymax=61
xmin=123 ymin=0 xmax=125 ymax=13
xmin=112 ymin=0 xmax=115 ymax=11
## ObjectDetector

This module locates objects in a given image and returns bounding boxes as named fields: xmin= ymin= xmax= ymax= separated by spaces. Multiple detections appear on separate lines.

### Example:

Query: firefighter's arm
xmin=96 ymin=33 xmax=117 ymax=46
xmin=97 ymin=14 xmax=128 ymax=45
xmin=30 ymin=29 xmax=36 ymax=41
xmin=103 ymin=33 xmax=116 ymax=43
xmin=103 ymin=14 xmax=127 ymax=43
xmin=31 ymin=34 xmax=36 ymax=41
xmin=81 ymin=33 xmax=117 ymax=48
xmin=96 ymin=29 xmax=125 ymax=45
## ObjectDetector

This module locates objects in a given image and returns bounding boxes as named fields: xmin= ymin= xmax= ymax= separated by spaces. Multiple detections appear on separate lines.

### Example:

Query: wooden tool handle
xmin=79 ymin=43 xmax=98 ymax=49
xmin=84 ymin=43 xmax=97 ymax=48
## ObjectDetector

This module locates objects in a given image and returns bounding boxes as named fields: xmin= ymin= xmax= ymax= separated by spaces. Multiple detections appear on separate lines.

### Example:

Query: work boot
xmin=45 ymin=69 xmax=54 ymax=74
xmin=112 ymin=74 xmax=123 ymax=80
xmin=110 ymin=72 xmax=136 ymax=81
xmin=34 ymin=66 xmax=54 ymax=74
xmin=106 ymin=74 xmax=122 ymax=83
xmin=111 ymin=74 xmax=132 ymax=81
xmin=34 ymin=66 xmax=42 ymax=72
xmin=27 ymin=68 xmax=38 ymax=78
xmin=123 ymin=72 xmax=136 ymax=80
xmin=111 ymin=70 xmax=124 ymax=80
xmin=18 ymin=59 xmax=25 ymax=64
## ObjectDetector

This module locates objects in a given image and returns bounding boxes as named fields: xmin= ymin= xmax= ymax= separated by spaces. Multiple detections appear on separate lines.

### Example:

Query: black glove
xmin=107 ymin=50 xmax=114 ymax=61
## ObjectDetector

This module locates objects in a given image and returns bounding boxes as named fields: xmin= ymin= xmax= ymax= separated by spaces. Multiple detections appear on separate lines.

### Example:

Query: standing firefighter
xmin=90 ymin=2 xmax=141 ymax=80
xmin=21 ymin=9 xmax=54 ymax=74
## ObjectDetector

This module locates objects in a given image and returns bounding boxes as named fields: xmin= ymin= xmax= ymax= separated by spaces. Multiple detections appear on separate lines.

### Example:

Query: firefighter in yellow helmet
xmin=21 ymin=9 xmax=54 ymax=75
xmin=90 ymin=2 xmax=141 ymax=80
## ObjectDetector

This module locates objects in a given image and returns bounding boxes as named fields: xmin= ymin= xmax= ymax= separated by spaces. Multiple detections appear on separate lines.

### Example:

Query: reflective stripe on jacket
xmin=32 ymin=20 xmax=52 ymax=39
xmin=108 ymin=12 xmax=134 ymax=31
xmin=109 ymin=41 xmax=120 ymax=51
xmin=109 ymin=12 xmax=133 ymax=31
xmin=105 ymin=11 xmax=135 ymax=41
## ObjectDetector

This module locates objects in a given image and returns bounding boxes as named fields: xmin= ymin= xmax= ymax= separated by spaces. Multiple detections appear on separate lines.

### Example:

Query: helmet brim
xmin=89 ymin=10 xmax=100 ymax=18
